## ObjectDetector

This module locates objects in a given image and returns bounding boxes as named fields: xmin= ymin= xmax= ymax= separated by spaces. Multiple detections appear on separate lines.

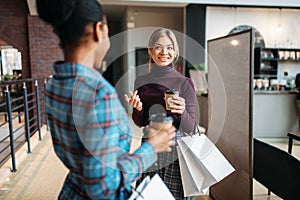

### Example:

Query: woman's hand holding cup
xmin=145 ymin=113 xmax=176 ymax=153
xmin=169 ymin=96 xmax=186 ymax=114
xmin=164 ymin=89 xmax=185 ymax=114
xmin=146 ymin=125 xmax=176 ymax=153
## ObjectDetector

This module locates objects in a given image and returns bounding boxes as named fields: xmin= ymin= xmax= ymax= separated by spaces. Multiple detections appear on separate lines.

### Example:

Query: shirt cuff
xmin=134 ymin=142 xmax=157 ymax=170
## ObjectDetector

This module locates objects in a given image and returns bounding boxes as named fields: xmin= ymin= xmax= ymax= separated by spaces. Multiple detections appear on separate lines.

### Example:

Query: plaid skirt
xmin=137 ymin=131 xmax=195 ymax=200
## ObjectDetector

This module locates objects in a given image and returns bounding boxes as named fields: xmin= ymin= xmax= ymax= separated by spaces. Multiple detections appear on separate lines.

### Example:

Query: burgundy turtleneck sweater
xmin=132 ymin=64 xmax=196 ymax=132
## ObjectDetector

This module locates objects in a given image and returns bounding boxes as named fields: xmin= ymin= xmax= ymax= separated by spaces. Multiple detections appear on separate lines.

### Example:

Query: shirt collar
xmin=52 ymin=61 xmax=96 ymax=78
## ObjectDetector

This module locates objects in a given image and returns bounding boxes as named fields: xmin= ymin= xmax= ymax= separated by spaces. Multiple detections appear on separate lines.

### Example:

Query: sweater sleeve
xmin=179 ymin=78 xmax=197 ymax=132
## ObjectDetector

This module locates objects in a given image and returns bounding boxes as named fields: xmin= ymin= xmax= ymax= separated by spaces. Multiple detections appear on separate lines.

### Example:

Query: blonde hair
xmin=147 ymin=28 xmax=179 ymax=72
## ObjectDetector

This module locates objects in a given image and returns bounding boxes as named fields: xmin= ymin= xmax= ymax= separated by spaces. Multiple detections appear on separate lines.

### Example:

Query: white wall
xmin=278 ymin=63 xmax=300 ymax=80
xmin=206 ymin=7 xmax=300 ymax=48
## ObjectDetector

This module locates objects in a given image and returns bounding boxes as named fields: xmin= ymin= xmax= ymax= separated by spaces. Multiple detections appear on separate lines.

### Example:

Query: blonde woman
xmin=126 ymin=28 xmax=196 ymax=199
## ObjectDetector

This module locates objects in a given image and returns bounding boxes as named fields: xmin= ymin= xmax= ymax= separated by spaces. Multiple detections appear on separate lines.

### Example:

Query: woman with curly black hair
xmin=36 ymin=0 xmax=176 ymax=199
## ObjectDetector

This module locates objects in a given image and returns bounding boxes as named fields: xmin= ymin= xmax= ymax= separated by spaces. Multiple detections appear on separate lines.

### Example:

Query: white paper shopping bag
xmin=128 ymin=174 xmax=175 ymax=200
xmin=177 ymin=134 xmax=235 ymax=197
xmin=177 ymin=146 xmax=209 ymax=196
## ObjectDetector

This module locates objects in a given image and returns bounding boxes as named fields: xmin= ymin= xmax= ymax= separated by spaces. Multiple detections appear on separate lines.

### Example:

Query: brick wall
xmin=27 ymin=16 xmax=63 ymax=78
xmin=0 ymin=0 xmax=62 ymax=79
xmin=0 ymin=0 xmax=30 ymax=78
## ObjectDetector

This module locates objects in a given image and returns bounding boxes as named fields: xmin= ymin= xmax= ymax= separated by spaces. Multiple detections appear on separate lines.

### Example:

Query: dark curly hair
xmin=36 ymin=0 xmax=104 ymax=48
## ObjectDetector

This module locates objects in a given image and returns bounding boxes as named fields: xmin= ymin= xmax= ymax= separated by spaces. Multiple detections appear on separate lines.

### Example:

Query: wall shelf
xmin=254 ymin=47 xmax=300 ymax=78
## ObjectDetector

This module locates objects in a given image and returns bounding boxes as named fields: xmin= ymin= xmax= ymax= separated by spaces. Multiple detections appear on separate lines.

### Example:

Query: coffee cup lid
xmin=149 ymin=113 xmax=173 ymax=123
xmin=165 ymin=89 xmax=179 ymax=94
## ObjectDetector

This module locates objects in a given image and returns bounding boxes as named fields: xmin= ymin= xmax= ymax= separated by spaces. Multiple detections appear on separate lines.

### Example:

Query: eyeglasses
xmin=153 ymin=44 xmax=174 ymax=51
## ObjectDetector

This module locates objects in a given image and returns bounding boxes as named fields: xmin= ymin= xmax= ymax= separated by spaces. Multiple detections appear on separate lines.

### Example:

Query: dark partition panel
xmin=207 ymin=30 xmax=253 ymax=200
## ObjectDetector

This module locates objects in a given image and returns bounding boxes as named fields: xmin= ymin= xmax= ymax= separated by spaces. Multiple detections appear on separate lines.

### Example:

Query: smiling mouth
xmin=158 ymin=56 xmax=170 ymax=60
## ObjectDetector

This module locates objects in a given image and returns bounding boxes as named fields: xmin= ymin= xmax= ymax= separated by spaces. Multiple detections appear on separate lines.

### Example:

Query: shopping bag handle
xmin=180 ymin=122 xmax=206 ymax=137
xmin=194 ymin=123 xmax=206 ymax=135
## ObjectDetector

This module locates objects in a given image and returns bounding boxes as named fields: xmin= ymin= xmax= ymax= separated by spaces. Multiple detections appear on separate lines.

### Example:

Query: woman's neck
xmin=151 ymin=63 xmax=173 ymax=74
xmin=63 ymin=44 xmax=95 ymax=69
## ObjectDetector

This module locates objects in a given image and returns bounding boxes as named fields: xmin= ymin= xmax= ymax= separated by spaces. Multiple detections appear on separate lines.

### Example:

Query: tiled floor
xmin=0 ymin=113 xmax=26 ymax=166
xmin=0 ymin=126 xmax=68 ymax=200
xmin=0 ymin=126 xmax=299 ymax=200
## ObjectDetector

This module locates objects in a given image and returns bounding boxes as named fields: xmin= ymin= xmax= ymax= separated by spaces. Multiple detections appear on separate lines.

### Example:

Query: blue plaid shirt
xmin=45 ymin=62 xmax=156 ymax=199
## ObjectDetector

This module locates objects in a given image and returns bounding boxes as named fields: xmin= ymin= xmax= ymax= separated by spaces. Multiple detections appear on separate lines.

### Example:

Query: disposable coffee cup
xmin=149 ymin=113 xmax=173 ymax=131
xmin=164 ymin=89 xmax=179 ymax=110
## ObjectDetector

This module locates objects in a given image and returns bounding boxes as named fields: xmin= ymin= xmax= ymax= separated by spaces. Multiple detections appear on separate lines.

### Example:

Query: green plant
xmin=3 ymin=73 xmax=12 ymax=81
xmin=187 ymin=63 xmax=205 ymax=71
